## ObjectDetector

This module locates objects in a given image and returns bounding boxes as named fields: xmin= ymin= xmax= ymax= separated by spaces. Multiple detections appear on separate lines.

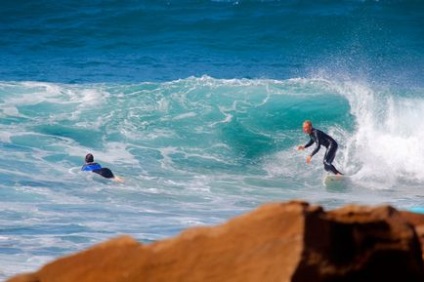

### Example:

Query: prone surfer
xmin=297 ymin=120 xmax=343 ymax=175
xmin=81 ymin=153 xmax=123 ymax=182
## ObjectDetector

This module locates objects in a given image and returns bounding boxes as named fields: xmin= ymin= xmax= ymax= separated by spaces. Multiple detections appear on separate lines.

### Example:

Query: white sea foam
xmin=330 ymin=80 xmax=424 ymax=188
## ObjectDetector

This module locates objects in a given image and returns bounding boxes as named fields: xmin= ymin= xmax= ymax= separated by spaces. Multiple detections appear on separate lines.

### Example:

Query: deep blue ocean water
xmin=1 ymin=0 xmax=424 ymax=278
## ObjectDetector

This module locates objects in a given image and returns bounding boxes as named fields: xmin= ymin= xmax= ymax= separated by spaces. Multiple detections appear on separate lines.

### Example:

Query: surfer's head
xmin=302 ymin=120 xmax=313 ymax=134
xmin=85 ymin=153 xmax=94 ymax=163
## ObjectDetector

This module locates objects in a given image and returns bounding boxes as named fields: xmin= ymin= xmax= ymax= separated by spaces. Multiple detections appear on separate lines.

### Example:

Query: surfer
xmin=297 ymin=120 xmax=343 ymax=175
xmin=81 ymin=153 xmax=123 ymax=182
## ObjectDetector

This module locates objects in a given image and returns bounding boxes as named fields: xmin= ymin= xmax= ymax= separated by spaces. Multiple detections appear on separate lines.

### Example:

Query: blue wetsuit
xmin=81 ymin=163 xmax=115 ymax=179
xmin=304 ymin=128 xmax=342 ymax=175
xmin=81 ymin=163 xmax=102 ymax=171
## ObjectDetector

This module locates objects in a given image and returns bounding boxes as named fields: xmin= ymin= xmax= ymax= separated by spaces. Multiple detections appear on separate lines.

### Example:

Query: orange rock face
xmin=7 ymin=201 xmax=424 ymax=282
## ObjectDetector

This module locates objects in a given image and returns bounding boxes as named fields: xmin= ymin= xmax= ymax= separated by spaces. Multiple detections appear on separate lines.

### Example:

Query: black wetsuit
xmin=304 ymin=128 xmax=342 ymax=175
xmin=81 ymin=163 xmax=115 ymax=179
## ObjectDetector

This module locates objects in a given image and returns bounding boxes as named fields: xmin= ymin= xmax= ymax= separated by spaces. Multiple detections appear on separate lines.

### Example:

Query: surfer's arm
xmin=310 ymin=145 xmax=320 ymax=157
xmin=303 ymin=138 xmax=314 ymax=149
xmin=306 ymin=155 xmax=312 ymax=163
xmin=309 ymin=131 xmax=321 ymax=157
xmin=298 ymin=137 xmax=314 ymax=152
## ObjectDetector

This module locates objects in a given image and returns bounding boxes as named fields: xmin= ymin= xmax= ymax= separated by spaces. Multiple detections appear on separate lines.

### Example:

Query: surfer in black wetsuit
xmin=297 ymin=120 xmax=343 ymax=175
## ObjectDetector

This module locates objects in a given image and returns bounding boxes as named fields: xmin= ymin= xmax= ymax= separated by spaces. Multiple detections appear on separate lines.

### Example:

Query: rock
xmin=7 ymin=201 xmax=424 ymax=282
xmin=399 ymin=211 xmax=424 ymax=260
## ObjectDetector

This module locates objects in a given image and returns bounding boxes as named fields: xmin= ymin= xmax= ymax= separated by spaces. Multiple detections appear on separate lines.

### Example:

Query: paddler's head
xmin=85 ymin=153 xmax=94 ymax=163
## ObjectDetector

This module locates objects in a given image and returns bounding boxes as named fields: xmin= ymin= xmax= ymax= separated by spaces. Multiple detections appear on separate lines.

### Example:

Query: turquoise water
xmin=1 ymin=0 xmax=424 ymax=278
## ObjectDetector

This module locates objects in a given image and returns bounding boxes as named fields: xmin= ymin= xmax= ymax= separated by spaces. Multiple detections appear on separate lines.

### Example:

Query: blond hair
xmin=303 ymin=120 xmax=312 ymax=127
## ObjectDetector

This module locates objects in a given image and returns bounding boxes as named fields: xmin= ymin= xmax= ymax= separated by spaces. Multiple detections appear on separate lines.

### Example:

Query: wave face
xmin=1 ymin=77 xmax=424 ymax=277
xmin=1 ymin=0 xmax=424 ymax=279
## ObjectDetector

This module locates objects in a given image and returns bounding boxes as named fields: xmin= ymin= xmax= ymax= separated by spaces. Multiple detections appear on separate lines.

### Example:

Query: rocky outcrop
xmin=7 ymin=201 xmax=424 ymax=282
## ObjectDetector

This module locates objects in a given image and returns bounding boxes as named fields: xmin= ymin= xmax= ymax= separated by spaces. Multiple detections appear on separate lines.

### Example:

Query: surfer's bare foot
xmin=114 ymin=176 xmax=124 ymax=183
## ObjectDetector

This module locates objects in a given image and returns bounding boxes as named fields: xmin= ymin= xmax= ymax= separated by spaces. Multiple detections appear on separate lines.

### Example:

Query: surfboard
xmin=323 ymin=175 xmax=349 ymax=191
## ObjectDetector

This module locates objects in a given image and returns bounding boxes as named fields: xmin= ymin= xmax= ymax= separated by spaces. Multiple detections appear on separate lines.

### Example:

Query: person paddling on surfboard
xmin=297 ymin=120 xmax=343 ymax=175
xmin=81 ymin=153 xmax=123 ymax=182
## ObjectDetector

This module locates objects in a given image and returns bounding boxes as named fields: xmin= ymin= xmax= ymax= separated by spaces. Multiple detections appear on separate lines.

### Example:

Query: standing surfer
xmin=297 ymin=120 xmax=343 ymax=175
